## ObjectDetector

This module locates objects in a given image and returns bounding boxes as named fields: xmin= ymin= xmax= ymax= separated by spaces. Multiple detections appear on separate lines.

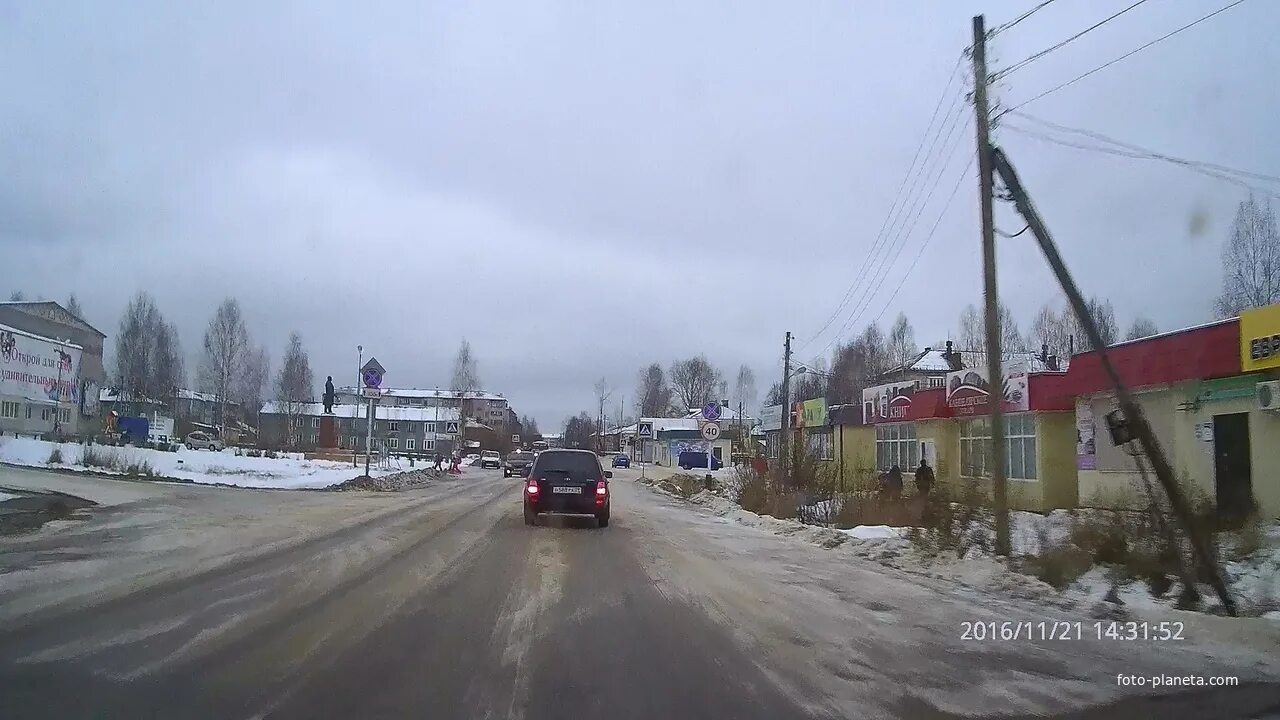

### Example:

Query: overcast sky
xmin=2 ymin=1 xmax=1277 ymax=427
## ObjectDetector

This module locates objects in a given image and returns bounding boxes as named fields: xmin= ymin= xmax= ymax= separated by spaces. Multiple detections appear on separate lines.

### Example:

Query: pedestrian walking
xmin=915 ymin=458 xmax=935 ymax=497
xmin=881 ymin=465 xmax=903 ymax=503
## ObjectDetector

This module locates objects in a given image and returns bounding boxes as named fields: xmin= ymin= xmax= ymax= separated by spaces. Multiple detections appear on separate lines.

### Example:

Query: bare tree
xmin=563 ymin=411 xmax=596 ymax=449
xmin=238 ymin=342 xmax=270 ymax=416
xmin=764 ymin=381 xmax=784 ymax=407
xmin=1125 ymin=316 xmax=1159 ymax=341
xmin=450 ymin=339 xmax=481 ymax=393
xmin=66 ymin=293 xmax=85 ymax=321
xmin=275 ymin=331 xmax=314 ymax=447
xmin=958 ymin=304 xmax=983 ymax=353
xmin=592 ymin=377 xmax=613 ymax=452
xmin=733 ymin=365 xmax=757 ymax=417
xmin=670 ymin=355 xmax=722 ymax=411
xmin=636 ymin=363 xmax=673 ymax=417
xmin=887 ymin=313 xmax=918 ymax=371
xmin=199 ymin=298 xmax=248 ymax=437
xmin=114 ymin=291 xmax=161 ymax=414
xmin=1070 ymin=296 xmax=1118 ymax=351
xmin=1216 ymin=196 xmax=1280 ymax=317
xmin=8 ymin=291 xmax=25 ymax=301
xmin=151 ymin=320 xmax=184 ymax=405
xmin=521 ymin=414 xmax=540 ymax=436
xmin=959 ymin=301 xmax=1027 ymax=360
xmin=826 ymin=323 xmax=891 ymax=405
xmin=1030 ymin=302 xmax=1072 ymax=359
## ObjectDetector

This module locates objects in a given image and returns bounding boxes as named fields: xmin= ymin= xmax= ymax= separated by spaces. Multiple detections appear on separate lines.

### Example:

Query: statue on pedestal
xmin=323 ymin=376 xmax=335 ymax=414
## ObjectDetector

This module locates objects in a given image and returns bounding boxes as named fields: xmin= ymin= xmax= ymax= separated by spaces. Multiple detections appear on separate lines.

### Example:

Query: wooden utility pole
xmin=973 ymin=14 xmax=1011 ymax=556
xmin=991 ymin=146 xmax=1236 ymax=615
xmin=779 ymin=332 xmax=793 ymax=488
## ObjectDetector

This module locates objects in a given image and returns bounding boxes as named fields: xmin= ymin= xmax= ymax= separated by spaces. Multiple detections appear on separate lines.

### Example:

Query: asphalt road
xmin=1 ymin=463 xmax=1277 ymax=719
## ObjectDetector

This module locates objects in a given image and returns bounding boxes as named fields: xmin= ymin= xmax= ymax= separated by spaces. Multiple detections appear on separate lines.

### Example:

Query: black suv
xmin=503 ymin=451 xmax=536 ymax=477
xmin=523 ymin=449 xmax=611 ymax=527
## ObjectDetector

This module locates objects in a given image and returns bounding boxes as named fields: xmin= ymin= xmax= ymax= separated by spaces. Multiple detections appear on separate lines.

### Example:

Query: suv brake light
xmin=595 ymin=479 xmax=607 ymax=505
xmin=526 ymin=479 xmax=539 ymax=495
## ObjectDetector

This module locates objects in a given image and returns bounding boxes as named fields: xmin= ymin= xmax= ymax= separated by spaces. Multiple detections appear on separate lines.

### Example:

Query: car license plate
xmin=552 ymin=486 xmax=581 ymax=494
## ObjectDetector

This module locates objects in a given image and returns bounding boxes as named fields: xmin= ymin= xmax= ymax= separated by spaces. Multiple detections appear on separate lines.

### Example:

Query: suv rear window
xmin=509 ymin=452 xmax=534 ymax=462
xmin=532 ymin=451 xmax=602 ymax=477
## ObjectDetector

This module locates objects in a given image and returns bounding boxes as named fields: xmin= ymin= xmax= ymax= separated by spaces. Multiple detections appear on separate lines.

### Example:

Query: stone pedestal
xmin=319 ymin=415 xmax=338 ymax=449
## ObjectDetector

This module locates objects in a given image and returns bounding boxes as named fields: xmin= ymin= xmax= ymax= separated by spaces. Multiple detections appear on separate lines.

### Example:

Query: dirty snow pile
xmin=330 ymin=467 xmax=441 ymax=492
xmin=0 ymin=436 xmax=393 ymax=489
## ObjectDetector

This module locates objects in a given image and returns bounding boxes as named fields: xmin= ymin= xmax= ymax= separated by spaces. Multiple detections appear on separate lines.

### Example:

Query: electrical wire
xmin=1007 ymin=110 xmax=1280 ymax=186
xmin=1003 ymin=0 xmax=1250 ymax=113
xmin=994 ymin=0 xmax=1152 ymax=79
xmin=1002 ymin=121 xmax=1280 ymax=199
xmin=821 ymin=91 xmax=974 ymax=354
xmin=797 ymin=52 xmax=967 ymax=356
xmin=990 ymin=0 xmax=1059 ymax=36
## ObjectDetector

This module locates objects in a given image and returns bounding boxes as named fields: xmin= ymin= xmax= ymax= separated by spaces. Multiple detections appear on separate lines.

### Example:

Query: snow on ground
xmin=0 ymin=490 xmax=21 ymax=503
xmin=0 ymin=436 xmax=403 ymax=490
xmin=839 ymin=524 xmax=903 ymax=540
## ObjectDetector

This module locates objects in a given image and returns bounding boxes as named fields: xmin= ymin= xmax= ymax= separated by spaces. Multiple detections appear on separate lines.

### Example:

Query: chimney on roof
xmin=943 ymin=340 xmax=961 ymax=369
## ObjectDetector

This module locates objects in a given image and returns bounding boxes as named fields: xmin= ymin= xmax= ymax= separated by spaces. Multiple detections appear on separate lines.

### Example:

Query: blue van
xmin=677 ymin=450 xmax=722 ymax=470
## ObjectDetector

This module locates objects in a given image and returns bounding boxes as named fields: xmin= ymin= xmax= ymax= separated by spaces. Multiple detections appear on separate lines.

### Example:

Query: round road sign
xmin=362 ymin=368 xmax=383 ymax=388
xmin=702 ymin=402 xmax=722 ymax=421
xmin=700 ymin=422 xmax=721 ymax=441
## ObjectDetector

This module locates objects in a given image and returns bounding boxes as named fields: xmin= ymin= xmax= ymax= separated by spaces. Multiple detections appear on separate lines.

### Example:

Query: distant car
xmin=523 ymin=449 xmax=611 ymax=528
xmin=678 ymin=450 xmax=721 ymax=470
xmin=504 ymin=451 xmax=536 ymax=478
xmin=480 ymin=450 xmax=501 ymax=469
xmin=464 ymin=453 xmax=481 ymax=465
xmin=185 ymin=431 xmax=224 ymax=451
xmin=612 ymin=454 xmax=630 ymax=468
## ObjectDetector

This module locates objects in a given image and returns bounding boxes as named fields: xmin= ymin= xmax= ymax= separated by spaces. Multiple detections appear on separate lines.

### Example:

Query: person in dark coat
xmin=882 ymin=465 xmax=904 ymax=502
xmin=915 ymin=458 xmax=935 ymax=496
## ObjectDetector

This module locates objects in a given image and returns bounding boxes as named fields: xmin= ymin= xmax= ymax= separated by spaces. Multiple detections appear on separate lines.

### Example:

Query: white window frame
xmin=59 ymin=408 xmax=70 ymax=423
xmin=41 ymin=408 xmax=51 ymax=422
xmin=0 ymin=401 xmax=19 ymax=419
xmin=425 ymin=422 xmax=436 ymax=434
xmin=960 ymin=412 xmax=1037 ymax=480
xmin=388 ymin=437 xmax=398 ymax=449
xmin=388 ymin=421 xmax=399 ymax=432
xmin=874 ymin=422 xmax=918 ymax=472
xmin=805 ymin=429 xmax=834 ymax=461
xmin=425 ymin=439 xmax=435 ymax=450
xmin=313 ymin=417 xmax=321 ymax=428
xmin=928 ymin=376 xmax=945 ymax=388
xmin=406 ymin=438 xmax=417 ymax=450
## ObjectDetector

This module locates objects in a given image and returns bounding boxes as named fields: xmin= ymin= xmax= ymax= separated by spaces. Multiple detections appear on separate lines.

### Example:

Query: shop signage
xmin=759 ymin=405 xmax=782 ymax=432
xmin=1240 ymin=303 xmax=1280 ymax=372
xmin=0 ymin=324 xmax=82 ymax=405
xmin=862 ymin=380 xmax=916 ymax=423
xmin=945 ymin=363 xmax=1029 ymax=416
xmin=800 ymin=398 xmax=827 ymax=428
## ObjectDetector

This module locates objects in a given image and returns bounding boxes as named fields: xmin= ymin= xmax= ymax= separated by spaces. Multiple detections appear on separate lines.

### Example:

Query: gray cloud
xmin=2 ymin=0 xmax=1277 ymax=425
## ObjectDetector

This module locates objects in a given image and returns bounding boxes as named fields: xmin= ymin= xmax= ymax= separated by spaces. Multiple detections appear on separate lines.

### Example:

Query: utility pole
xmin=779 ymin=331 xmax=793 ymax=488
xmin=973 ymin=14 xmax=1011 ymax=557
xmin=991 ymin=145 xmax=1236 ymax=615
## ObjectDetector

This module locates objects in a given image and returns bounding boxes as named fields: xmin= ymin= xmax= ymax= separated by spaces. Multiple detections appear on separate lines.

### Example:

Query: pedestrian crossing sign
xmin=638 ymin=421 xmax=653 ymax=438
xmin=446 ymin=421 xmax=460 ymax=434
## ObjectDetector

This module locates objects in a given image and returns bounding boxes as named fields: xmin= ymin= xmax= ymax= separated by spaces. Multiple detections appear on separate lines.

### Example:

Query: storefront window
xmin=874 ymin=422 xmax=917 ymax=471
xmin=806 ymin=430 xmax=834 ymax=461
xmin=960 ymin=413 xmax=1037 ymax=480
xmin=766 ymin=432 xmax=780 ymax=459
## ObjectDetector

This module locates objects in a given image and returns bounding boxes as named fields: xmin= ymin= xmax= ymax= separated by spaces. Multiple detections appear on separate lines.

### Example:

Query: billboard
xmin=0 ymin=324 xmax=82 ymax=406
xmin=759 ymin=404 xmax=782 ymax=432
xmin=862 ymin=381 xmax=916 ymax=423
xmin=945 ymin=363 xmax=1029 ymax=416
xmin=800 ymin=398 xmax=827 ymax=428
xmin=1240 ymin=303 xmax=1280 ymax=372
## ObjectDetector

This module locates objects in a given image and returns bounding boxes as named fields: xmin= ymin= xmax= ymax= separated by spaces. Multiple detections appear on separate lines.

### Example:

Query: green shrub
xmin=122 ymin=458 xmax=156 ymax=477
xmin=733 ymin=468 xmax=769 ymax=514
xmin=79 ymin=443 xmax=120 ymax=470
xmin=46 ymin=444 xmax=64 ymax=464
xmin=1028 ymin=539 xmax=1093 ymax=590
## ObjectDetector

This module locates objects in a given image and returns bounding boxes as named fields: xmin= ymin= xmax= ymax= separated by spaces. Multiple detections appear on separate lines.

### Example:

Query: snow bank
xmin=840 ymin=525 xmax=904 ymax=540
xmin=0 ymin=436 xmax=391 ymax=490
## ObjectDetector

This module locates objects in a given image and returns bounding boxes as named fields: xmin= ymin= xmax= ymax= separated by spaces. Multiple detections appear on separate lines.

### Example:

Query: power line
xmin=993 ymin=0 xmax=1151 ymax=79
xmin=816 ymin=114 xmax=974 ymax=359
xmin=797 ymin=51 xmax=967 ymax=356
xmin=1007 ymin=110 xmax=1280 ymax=186
xmin=822 ymin=91 xmax=973 ymax=353
xmin=990 ymin=0 xmax=1059 ymax=36
xmin=1001 ymin=121 xmax=1280 ymax=199
xmin=1003 ymin=0 xmax=1250 ymax=113
xmin=867 ymin=156 xmax=976 ymax=328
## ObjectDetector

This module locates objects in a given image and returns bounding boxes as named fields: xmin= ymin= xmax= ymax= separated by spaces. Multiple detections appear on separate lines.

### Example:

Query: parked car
xmin=503 ymin=451 xmax=536 ymax=478
xmin=678 ymin=450 xmax=721 ymax=470
xmin=523 ymin=449 xmax=611 ymax=528
xmin=611 ymin=454 xmax=630 ymax=468
xmin=480 ymin=450 xmax=501 ymax=469
xmin=185 ymin=431 xmax=224 ymax=451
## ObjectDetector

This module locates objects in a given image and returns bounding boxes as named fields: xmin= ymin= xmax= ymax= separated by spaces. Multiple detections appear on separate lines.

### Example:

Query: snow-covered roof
xmin=336 ymin=386 xmax=507 ymax=401
xmin=466 ymin=419 xmax=492 ymax=429
xmin=607 ymin=417 xmax=704 ymax=435
xmin=100 ymin=387 xmax=232 ymax=404
xmin=881 ymin=348 xmax=961 ymax=377
xmin=177 ymin=388 xmax=219 ymax=402
xmin=259 ymin=402 xmax=460 ymax=422
xmin=683 ymin=407 xmax=755 ymax=422
xmin=955 ymin=350 xmax=1067 ymax=374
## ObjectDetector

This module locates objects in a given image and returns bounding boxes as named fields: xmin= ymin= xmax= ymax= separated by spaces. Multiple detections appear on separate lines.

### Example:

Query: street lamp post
xmin=354 ymin=345 xmax=362 ymax=467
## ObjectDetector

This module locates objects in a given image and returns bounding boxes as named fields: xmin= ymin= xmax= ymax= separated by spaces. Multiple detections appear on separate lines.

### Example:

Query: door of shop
xmin=1212 ymin=413 xmax=1253 ymax=521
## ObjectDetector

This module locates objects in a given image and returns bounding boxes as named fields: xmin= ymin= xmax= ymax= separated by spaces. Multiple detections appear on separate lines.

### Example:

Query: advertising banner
xmin=1075 ymin=400 xmax=1096 ymax=470
xmin=800 ymin=398 xmax=827 ymax=428
xmin=759 ymin=404 xmax=782 ymax=432
xmin=944 ymin=363 xmax=1029 ymax=416
xmin=861 ymin=381 xmax=916 ymax=423
xmin=1240 ymin=303 xmax=1280 ymax=372
xmin=0 ymin=324 xmax=82 ymax=405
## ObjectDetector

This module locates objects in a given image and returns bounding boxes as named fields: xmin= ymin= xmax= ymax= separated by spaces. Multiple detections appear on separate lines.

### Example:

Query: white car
xmin=479 ymin=450 xmax=501 ymax=469
xmin=185 ymin=431 xmax=224 ymax=451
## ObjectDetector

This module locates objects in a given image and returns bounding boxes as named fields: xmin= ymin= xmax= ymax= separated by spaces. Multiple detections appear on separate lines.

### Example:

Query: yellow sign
xmin=1240 ymin=303 xmax=1280 ymax=372
xmin=801 ymin=398 xmax=827 ymax=428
